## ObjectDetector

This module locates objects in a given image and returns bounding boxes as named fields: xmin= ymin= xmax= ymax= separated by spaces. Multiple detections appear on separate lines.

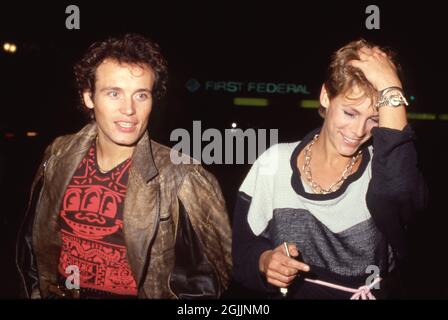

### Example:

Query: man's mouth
xmin=116 ymin=121 xmax=136 ymax=128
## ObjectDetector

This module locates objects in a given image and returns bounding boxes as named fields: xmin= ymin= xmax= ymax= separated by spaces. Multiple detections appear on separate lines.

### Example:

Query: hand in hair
xmin=348 ymin=46 xmax=402 ymax=92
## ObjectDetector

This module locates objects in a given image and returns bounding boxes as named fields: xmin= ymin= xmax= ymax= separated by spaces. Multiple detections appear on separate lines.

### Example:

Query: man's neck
xmin=96 ymin=136 xmax=135 ymax=172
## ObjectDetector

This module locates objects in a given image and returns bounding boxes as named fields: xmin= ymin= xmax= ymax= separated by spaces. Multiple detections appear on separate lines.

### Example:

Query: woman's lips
xmin=341 ymin=133 xmax=361 ymax=147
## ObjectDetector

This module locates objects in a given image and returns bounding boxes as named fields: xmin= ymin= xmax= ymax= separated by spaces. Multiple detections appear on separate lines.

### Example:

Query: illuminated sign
xmin=186 ymin=78 xmax=310 ymax=95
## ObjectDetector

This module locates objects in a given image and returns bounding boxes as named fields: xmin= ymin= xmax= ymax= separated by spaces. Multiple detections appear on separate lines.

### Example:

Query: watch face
xmin=390 ymin=95 xmax=401 ymax=106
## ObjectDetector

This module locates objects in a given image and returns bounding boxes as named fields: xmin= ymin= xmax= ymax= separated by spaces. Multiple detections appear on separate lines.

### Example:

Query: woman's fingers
xmin=266 ymin=269 xmax=296 ymax=285
xmin=266 ymin=277 xmax=293 ymax=288
xmin=260 ymin=243 xmax=311 ymax=288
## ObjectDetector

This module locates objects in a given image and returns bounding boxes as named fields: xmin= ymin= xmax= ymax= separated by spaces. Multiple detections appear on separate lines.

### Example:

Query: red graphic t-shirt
xmin=58 ymin=142 xmax=137 ymax=296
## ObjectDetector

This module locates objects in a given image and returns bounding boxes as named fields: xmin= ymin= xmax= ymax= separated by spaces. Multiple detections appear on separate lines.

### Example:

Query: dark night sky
xmin=1 ymin=1 xmax=447 ymax=298
xmin=1 ymin=1 xmax=445 ymax=137
xmin=2 ymin=0 xmax=445 ymax=198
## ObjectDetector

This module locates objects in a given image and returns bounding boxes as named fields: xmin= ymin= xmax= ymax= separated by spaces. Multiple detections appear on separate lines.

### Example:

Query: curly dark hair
xmin=74 ymin=33 xmax=168 ymax=117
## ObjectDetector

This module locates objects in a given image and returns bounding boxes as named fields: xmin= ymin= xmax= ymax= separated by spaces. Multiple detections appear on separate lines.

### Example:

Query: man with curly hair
xmin=16 ymin=33 xmax=232 ymax=299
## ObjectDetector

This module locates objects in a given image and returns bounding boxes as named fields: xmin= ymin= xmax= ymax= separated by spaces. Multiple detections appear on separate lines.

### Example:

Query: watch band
xmin=375 ymin=86 xmax=409 ymax=109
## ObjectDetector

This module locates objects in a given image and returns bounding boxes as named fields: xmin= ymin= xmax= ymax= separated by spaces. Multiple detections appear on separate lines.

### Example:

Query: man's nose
xmin=120 ymin=97 xmax=136 ymax=115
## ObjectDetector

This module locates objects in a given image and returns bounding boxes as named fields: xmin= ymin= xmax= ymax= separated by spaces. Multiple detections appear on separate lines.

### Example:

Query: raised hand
xmin=348 ymin=46 xmax=402 ymax=91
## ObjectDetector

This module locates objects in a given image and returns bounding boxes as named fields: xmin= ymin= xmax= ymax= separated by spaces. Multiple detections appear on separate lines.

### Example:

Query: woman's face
xmin=320 ymin=85 xmax=379 ymax=157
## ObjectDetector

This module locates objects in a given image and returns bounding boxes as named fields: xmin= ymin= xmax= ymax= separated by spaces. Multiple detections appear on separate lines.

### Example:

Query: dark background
xmin=0 ymin=0 xmax=446 ymax=298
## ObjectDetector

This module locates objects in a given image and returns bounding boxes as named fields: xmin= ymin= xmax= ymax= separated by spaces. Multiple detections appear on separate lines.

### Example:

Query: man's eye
xmin=108 ymin=91 xmax=119 ymax=98
xmin=136 ymin=93 xmax=149 ymax=100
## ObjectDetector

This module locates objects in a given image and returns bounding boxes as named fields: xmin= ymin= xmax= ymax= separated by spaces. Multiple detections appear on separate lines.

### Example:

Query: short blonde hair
xmin=319 ymin=39 xmax=400 ymax=118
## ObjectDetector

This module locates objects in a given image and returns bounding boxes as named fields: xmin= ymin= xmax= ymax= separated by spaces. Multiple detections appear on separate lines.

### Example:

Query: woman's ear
xmin=319 ymin=84 xmax=330 ymax=109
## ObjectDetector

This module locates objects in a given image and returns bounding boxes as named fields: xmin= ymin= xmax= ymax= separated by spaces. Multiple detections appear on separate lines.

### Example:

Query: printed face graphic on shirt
xmin=60 ymin=147 xmax=131 ymax=240
xmin=61 ymin=186 xmax=124 ymax=239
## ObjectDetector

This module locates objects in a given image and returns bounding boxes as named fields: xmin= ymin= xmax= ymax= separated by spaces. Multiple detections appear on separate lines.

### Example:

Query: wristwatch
xmin=375 ymin=86 xmax=409 ymax=109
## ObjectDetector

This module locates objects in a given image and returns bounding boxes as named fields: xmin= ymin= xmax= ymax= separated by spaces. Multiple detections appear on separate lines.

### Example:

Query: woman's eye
xmin=344 ymin=111 xmax=355 ymax=117
xmin=370 ymin=118 xmax=379 ymax=123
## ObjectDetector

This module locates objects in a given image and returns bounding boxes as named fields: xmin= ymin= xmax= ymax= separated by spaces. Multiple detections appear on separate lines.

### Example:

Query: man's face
xmin=320 ymin=85 xmax=379 ymax=157
xmin=83 ymin=59 xmax=155 ymax=148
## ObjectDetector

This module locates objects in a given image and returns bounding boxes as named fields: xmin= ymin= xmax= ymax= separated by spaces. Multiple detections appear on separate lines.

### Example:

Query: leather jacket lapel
xmin=123 ymin=132 xmax=160 ymax=287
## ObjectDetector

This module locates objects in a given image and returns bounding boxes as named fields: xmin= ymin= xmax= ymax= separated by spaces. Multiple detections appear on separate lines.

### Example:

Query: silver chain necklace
xmin=302 ymin=134 xmax=362 ymax=194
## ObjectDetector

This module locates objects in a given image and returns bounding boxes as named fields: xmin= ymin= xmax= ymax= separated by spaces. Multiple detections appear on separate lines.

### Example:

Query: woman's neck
xmin=313 ymin=128 xmax=351 ymax=171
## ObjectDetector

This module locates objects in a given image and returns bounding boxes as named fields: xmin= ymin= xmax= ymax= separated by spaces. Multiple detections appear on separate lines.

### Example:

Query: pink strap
xmin=304 ymin=276 xmax=382 ymax=300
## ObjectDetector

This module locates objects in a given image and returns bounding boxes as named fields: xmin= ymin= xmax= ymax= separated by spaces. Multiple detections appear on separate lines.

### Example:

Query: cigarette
xmin=280 ymin=242 xmax=290 ymax=296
